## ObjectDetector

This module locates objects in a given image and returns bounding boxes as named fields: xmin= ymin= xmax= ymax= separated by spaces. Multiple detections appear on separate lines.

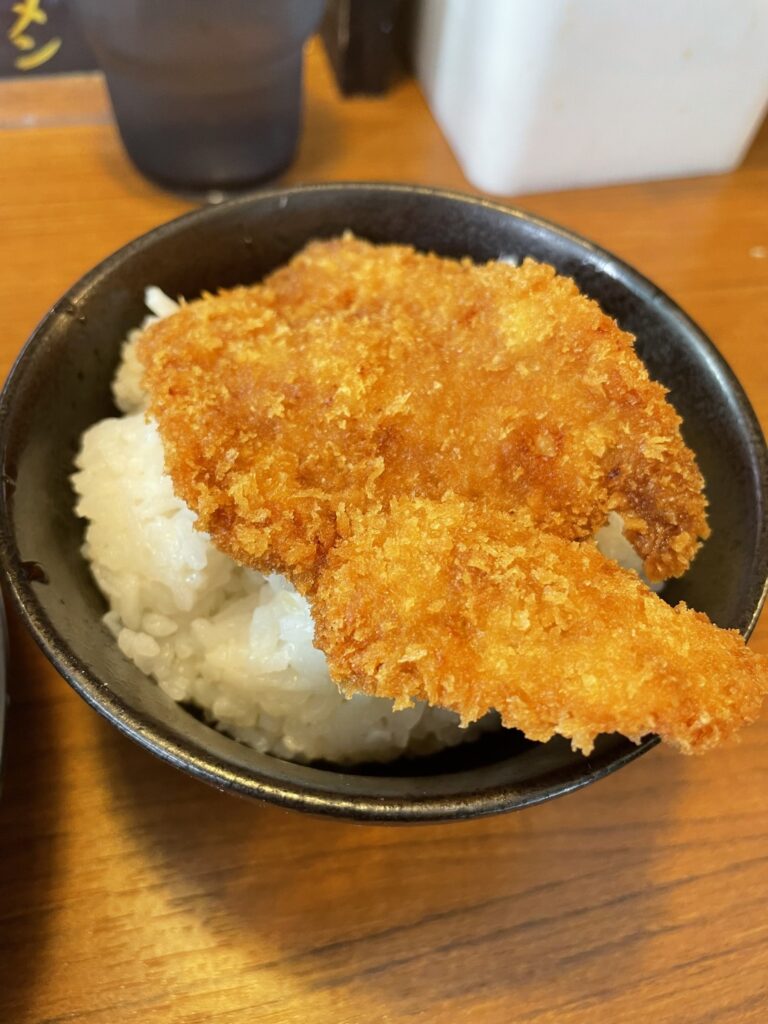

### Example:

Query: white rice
xmin=72 ymin=287 xmax=654 ymax=765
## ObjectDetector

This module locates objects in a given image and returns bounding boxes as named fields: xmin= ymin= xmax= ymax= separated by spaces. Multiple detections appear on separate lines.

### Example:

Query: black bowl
xmin=2 ymin=184 xmax=767 ymax=822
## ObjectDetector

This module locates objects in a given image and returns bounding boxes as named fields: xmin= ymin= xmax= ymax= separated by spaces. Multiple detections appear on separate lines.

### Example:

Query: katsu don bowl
xmin=2 ymin=183 xmax=767 ymax=822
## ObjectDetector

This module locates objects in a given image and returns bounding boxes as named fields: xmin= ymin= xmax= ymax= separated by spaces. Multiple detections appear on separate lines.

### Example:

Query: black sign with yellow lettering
xmin=2 ymin=0 xmax=96 ymax=76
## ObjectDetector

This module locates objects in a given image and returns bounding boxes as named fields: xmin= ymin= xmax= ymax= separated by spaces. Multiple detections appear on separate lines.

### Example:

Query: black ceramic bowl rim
xmin=2 ymin=183 xmax=768 ymax=822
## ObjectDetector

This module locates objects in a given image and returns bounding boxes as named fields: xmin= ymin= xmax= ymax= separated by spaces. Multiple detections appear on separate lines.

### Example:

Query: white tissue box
xmin=415 ymin=0 xmax=768 ymax=195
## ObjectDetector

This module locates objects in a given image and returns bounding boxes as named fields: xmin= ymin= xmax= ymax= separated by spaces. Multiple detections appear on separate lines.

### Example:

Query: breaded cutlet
xmin=313 ymin=496 xmax=765 ymax=755
xmin=138 ymin=235 xmax=708 ymax=592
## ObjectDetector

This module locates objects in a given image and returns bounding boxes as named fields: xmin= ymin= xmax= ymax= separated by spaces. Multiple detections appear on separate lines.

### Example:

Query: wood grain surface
xmin=1 ymin=41 xmax=768 ymax=1024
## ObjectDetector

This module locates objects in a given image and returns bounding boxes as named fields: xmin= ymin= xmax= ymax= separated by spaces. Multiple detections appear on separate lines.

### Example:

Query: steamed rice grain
xmin=73 ymin=411 xmax=487 ymax=763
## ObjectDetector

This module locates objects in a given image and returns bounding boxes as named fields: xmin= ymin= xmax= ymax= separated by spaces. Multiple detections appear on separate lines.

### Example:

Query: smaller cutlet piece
xmin=137 ymin=235 xmax=709 ymax=591
xmin=313 ymin=496 xmax=767 ymax=754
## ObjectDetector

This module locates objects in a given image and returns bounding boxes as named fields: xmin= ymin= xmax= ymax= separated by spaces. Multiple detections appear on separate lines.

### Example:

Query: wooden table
xmin=2 ymin=42 xmax=768 ymax=1024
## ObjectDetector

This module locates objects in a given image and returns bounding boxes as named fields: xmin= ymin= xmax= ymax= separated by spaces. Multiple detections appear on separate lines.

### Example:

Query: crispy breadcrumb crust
xmin=138 ymin=236 xmax=708 ymax=592
xmin=313 ymin=497 xmax=765 ymax=754
xmin=134 ymin=236 xmax=760 ymax=755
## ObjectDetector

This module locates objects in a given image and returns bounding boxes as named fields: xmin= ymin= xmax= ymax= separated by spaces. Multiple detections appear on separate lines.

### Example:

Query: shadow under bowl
xmin=1 ymin=183 xmax=767 ymax=822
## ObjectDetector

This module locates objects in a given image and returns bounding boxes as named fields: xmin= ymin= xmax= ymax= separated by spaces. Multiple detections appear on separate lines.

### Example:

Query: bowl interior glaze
xmin=2 ymin=184 xmax=767 ymax=821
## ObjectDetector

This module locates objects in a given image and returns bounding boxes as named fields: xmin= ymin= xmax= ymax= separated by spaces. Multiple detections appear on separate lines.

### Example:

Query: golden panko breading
xmin=313 ymin=497 xmax=766 ymax=755
xmin=138 ymin=235 xmax=708 ymax=592
xmin=134 ymin=235 xmax=761 ymax=756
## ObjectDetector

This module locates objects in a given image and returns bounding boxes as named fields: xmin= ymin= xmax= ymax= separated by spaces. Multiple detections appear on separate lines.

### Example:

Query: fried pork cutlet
xmin=138 ymin=236 xmax=708 ymax=592
xmin=313 ymin=497 xmax=766 ymax=755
